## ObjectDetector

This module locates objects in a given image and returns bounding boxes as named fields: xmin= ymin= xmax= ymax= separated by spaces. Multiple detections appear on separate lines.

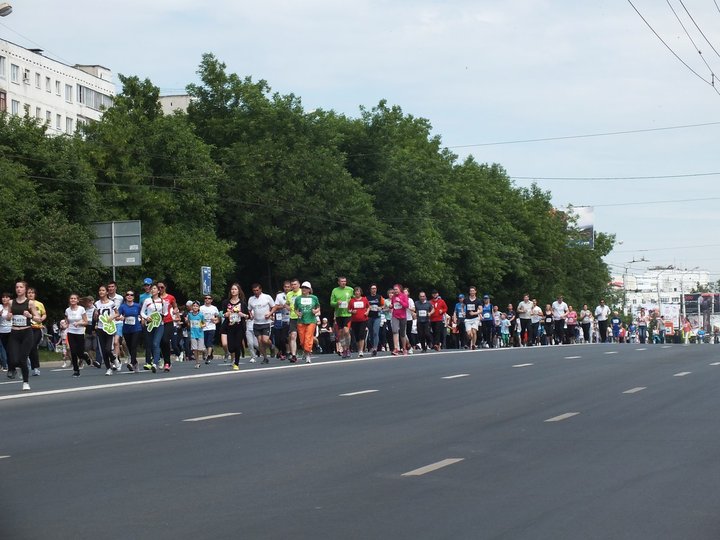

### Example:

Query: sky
xmin=3 ymin=0 xmax=720 ymax=281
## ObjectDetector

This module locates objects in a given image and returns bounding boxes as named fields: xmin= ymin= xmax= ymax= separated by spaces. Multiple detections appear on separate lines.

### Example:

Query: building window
xmin=55 ymin=114 xmax=61 ymax=130
xmin=65 ymin=84 xmax=72 ymax=103
xmin=11 ymin=99 xmax=20 ymax=115
xmin=0 ymin=56 xmax=6 ymax=79
xmin=0 ymin=91 xmax=5 ymax=112
xmin=35 ymin=72 xmax=41 ymax=88
xmin=35 ymin=107 xmax=41 ymax=119
xmin=22 ymin=69 xmax=30 ymax=83
xmin=55 ymin=80 xmax=61 ymax=95
xmin=10 ymin=64 xmax=19 ymax=83
xmin=45 ymin=76 xmax=51 ymax=92
xmin=77 ymin=84 xmax=113 ymax=111
xmin=45 ymin=110 xmax=51 ymax=124
xmin=65 ymin=117 xmax=73 ymax=134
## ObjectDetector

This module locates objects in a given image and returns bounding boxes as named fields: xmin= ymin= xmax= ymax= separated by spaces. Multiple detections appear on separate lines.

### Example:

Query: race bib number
xmin=12 ymin=314 xmax=27 ymax=327
xmin=339 ymin=301 xmax=348 ymax=309
xmin=370 ymin=305 xmax=380 ymax=311
xmin=124 ymin=316 xmax=136 ymax=326
xmin=301 ymin=298 xmax=313 ymax=306
xmin=467 ymin=304 xmax=476 ymax=312
xmin=418 ymin=310 xmax=428 ymax=317
xmin=353 ymin=301 xmax=364 ymax=309
xmin=191 ymin=320 xmax=201 ymax=328
xmin=483 ymin=312 xmax=491 ymax=320
xmin=275 ymin=313 xmax=284 ymax=321
xmin=393 ymin=302 xmax=402 ymax=310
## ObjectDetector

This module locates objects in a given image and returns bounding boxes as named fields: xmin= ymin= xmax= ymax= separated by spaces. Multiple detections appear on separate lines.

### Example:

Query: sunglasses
xmin=126 ymin=292 xmax=135 ymax=296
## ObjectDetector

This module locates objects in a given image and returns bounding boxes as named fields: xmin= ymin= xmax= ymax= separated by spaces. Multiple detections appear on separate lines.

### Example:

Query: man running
xmin=366 ymin=284 xmax=384 ymax=356
xmin=273 ymin=281 xmax=291 ymax=361
xmin=285 ymin=279 xmax=302 ymax=363
xmin=595 ymin=299 xmax=611 ymax=343
xmin=107 ymin=281 xmax=124 ymax=369
xmin=330 ymin=276 xmax=354 ymax=358
xmin=429 ymin=290 xmax=447 ymax=351
xmin=464 ymin=287 xmax=480 ymax=350
xmin=199 ymin=294 xmax=220 ymax=363
xmin=294 ymin=282 xmax=321 ymax=363
xmin=247 ymin=283 xmax=278 ymax=364
xmin=517 ymin=294 xmax=534 ymax=346
xmin=551 ymin=294 xmax=568 ymax=345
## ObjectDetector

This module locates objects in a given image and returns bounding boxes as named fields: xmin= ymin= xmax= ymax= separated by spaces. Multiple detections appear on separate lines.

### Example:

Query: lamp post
xmin=0 ymin=3 xmax=12 ymax=16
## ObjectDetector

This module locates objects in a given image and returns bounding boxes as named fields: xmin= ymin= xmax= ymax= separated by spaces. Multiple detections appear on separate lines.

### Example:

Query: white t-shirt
xmin=248 ymin=293 xmax=275 ymax=325
xmin=517 ymin=300 xmax=534 ymax=319
xmin=406 ymin=298 xmax=415 ymax=320
xmin=0 ymin=307 xmax=11 ymax=334
xmin=274 ymin=293 xmax=289 ymax=323
xmin=94 ymin=299 xmax=116 ymax=331
xmin=65 ymin=306 xmax=86 ymax=335
xmin=531 ymin=305 xmax=543 ymax=324
xmin=199 ymin=304 xmax=220 ymax=331
xmin=551 ymin=301 xmax=568 ymax=321
xmin=595 ymin=305 xmax=611 ymax=321
xmin=141 ymin=297 xmax=168 ymax=320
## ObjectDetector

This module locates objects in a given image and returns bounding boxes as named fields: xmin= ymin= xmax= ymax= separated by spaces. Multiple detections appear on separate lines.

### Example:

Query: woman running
xmin=94 ymin=285 xmax=119 ymax=376
xmin=0 ymin=292 xmax=11 ymax=371
xmin=6 ymin=281 xmax=41 ymax=391
xmin=141 ymin=284 xmax=167 ymax=373
xmin=221 ymin=283 xmax=249 ymax=370
xmin=119 ymin=289 xmax=142 ymax=372
xmin=26 ymin=287 xmax=47 ymax=376
xmin=65 ymin=293 xmax=89 ymax=377
xmin=349 ymin=286 xmax=369 ymax=357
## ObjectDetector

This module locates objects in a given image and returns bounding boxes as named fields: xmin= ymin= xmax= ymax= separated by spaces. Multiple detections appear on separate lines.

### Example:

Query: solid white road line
xmin=182 ymin=412 xmax=242 ymax=422
xmin=564 ymin=356 xmax=582 ymax=359
xmin=339 ymin=390 xmax=379 ymax=397
xmin=442 ymin=374 xmax=470 ymax=379
xmin=636 ymin=348 xmax=647 ymax=351
xmin=0 ymin=380 xmax=21 ymax=386
xmin=710 ymin=362 xmax=720 ymax=366
xmin=604 ymin=351 xmax=618 ymax=355
xmin=623 ymin=387 xmax=647 ymax=394
xmin=512 ymin=363 xmax=534 ymax=368
xmin=544 ymin=412 xmax=580 ymax=423
xmin=402 ymin=458 xmax=464 ymax=477
xmin=674 ymin=372 xmax=692 ymax=377
xmin=661 ymin=346 xmax=671 ymax=349
xmin=0 ymin=455 xmax=10 ymax=459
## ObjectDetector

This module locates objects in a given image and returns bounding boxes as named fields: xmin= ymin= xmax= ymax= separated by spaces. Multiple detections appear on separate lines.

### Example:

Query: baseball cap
xmin=185 ymin=300 xmax=193 ymax=306
xmin=143 ymin=277 xmax=153 ymax=285
xmin=483 ymin=294 xmax=490 ymax=299
xmin=458 ymin=293 xmax=465 ymax=298
xmin=301 ymin=281 xmax=312 ymax=289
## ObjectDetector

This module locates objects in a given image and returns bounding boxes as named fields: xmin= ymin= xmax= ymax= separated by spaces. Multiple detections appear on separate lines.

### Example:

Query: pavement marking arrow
xmin=402 ymin=458 xmax=464 ymax=477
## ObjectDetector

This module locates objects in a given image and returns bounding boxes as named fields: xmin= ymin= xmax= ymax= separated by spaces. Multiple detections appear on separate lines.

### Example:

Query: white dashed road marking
xmin=604 ymin=351 xmax=618 ymax=355
xmin=564 ymin=356 xmax=582 ymax=359
xmin=710 ymin=362 xmax=720 ymax=366
xmin=339 ymin=390 xmax=379 ymax=397
xmin=183 ymin=412 xmax=242 ymax=422
xmin=442 ymin=374 xmax=469 ymax=380
xmin=674 ymin=372 xmax=692 ymax=377
xmin=636 ymin=348 xmax=647 ymax=351
xmin=402 ymin=458 xmax=464 ymax=477
xmin=623 ymin=387 xmax=647 ymax=394
xmin=545 ymin=412 xmax=580 ymax=423
xmin=512 ymin=363 xmax=534 ymax=368
xmin=0 ymin=455 xmax=10 ymax=459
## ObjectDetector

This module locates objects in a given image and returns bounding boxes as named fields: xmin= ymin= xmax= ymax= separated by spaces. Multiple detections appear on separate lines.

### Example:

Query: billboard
xmin=567 ymin=206 xmax=594 ymax=249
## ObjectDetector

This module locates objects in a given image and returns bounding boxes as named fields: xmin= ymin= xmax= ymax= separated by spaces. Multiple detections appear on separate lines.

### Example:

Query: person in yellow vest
xmin=26 ymin=287 xmax=47 ymax=377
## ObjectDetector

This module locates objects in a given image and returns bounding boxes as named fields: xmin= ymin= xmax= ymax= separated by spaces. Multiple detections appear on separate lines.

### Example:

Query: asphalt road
xmin=2 ymin=343 xmax=720 ymax=539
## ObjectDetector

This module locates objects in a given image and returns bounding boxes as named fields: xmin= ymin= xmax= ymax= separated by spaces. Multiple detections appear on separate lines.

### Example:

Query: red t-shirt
xmin=430 ymin=298 xmax=448 ymax=322
xmin=162 ymin=293 xmax=176 ymax=323
xmin=349 ymin=297 xmax=369 ymax=322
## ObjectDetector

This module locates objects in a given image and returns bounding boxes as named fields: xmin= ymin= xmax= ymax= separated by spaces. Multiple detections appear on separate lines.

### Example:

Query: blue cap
xmin=143 ymin=277 xmax=153 ymax=285
xmin=458 ymin=293 xmax=465 ymax=298
xmin=483 ymin=294 xmax=490 ymax=299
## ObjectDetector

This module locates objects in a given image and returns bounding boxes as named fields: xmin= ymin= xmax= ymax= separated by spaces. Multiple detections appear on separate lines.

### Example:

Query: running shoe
xmin=249 ymin=357 xmax=256 ymax=363
xmin=261 ymin=357 xmax=269 ymax=364
xmin=32 ymin=368 xmax=40 ymax=376
xmin=7 ymin=369 xmax=16 ymax=379
xmin=305 ymin=356 xmax=312 ymax=364
xmin=372 ymin=349 xmax=377 ymax=357
xmin=195 ymin=363 xmax=201 ymax=369
xmin=22 ymin=382 xmax=30 ymax=391
xmin=290 ymin=355 xmax=297 ymax=364
xmin=113 ymin=358 xmax=121 ymax=371
xmin=61 ymin=361 xmax=68 ymax=369
xmin=232 ymin=364 xmax=240 ymax=371
xmin=126 ymin=364 xmax=134 ymax=372
xmin=151 ymin=364 xmax=157 ymax=373
xmin=105 ymin=369 xmax=113 ymax=376
xmin=143 ymin=363 xmax=152 ymax=370
xmin=223 ymin=354 xmax=230 ymax=363
xmin=358 ymin=351 xmax=364 ymax=358
xmin=391 ymin=349 xmax=400 ymax=356
xmin=72 ymin=371 xmax=80 ymax=378
xmin=93 ymin=360 xmax=102 ymax=369
xmin=163 ymin=364 xmax=171 ymax=372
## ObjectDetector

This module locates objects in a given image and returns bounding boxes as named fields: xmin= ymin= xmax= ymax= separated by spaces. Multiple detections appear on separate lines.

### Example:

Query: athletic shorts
xmin=203 ymin=330 xmax=215 ymax=348
xmin=351 ymin=320 xmax=368 ymax=342
xmin=391 ymin=317 xmax=407 ymax=338
xmin=253 ymin=324 xmax=271 ymax=337
xmin=115 ymin=322 xmax=123 ymax=337
xmin=191 ymin=338 xmax=204 ymax=351
xmin=335 ymin=316 xmax=351 ymax=329
xmin=464 ymin=318 xmax=479 ymax=332
xmin=289 ymin=319 xmax=298 ymax=333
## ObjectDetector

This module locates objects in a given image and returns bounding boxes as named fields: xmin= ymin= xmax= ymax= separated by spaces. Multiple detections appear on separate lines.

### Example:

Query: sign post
xmin=201 ymin=266 xmax=212 ymax=296
xmin=92 ymin=221 xmax=142 ymax=280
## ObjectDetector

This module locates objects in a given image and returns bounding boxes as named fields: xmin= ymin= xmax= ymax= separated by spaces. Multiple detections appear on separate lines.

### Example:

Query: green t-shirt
xmin=330 ymin=286 xmax=354 ymax=317
xmin=286 ymin=289 xmax=302 ymax=320
xmin=294 ymin=294 xmax=320 ymax=324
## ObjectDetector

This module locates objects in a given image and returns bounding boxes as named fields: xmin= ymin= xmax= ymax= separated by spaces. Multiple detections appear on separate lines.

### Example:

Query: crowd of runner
xmin=0 ymin=276 xmax=677 ymax=392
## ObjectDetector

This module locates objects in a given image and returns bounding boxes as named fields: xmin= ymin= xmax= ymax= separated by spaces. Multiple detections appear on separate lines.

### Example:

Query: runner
xmin=64 ymin=293 xmax=88 ymax=377
xmin=610 ymin=311 xmax=622 ymax=343
xmin=579 ymin=304 xmax=593 ymax=344
xmin=186 ymin=301 xmax=205 ymax=368
xmin=118 ymin=290 xmax=142 ymax=372
xmin=200 ymin=294 xmax=220 ymax=364
xmin=157 ymin=281 xmax=178 ymax=372
xmin=594 ymin=299 xmax=611 ymax=343
xmin=404 ymin=288 xmax=417 ymax=354
xmin=453 ymin=293 xmax=467 ymax=349
xmin=139 ymin=277 xmax=153 ymax=366
xmin=247 ymin=283 xmax=277 ymax=364
xmin=551 ymin=295 xmax=568 ymax=345
xmin=531 ymin=299 xmax=543 ymax=346
xmin=330 ymin=276 xmax=354 ymax=358
xmin=636 ymin=307 xmax=649 ymax=344
xmin=0 ymin=292 xmax=11 ymax=371
xmin=429 ymin=290 xmax=447 ymax=351
xmin=26 ymin=287 xmax=46 ymax=376
xmin=517 ymin=294 xmax=533 ymax=346
xmin=94 ymin=285 xmax=119 ymax=375
xmin=505 ymin=304 xmax=517 ymax=347
xmin=107 ymin=281 xmax=124 ymax=369
xmin=294 ymin=282 xmax=321 ymax=363
xmin=566 ymin=305 xmax=578 ymax=344
xmin=221 ymin=283 xmax=249 ymax=370
xmin=348 ymin=286 xmax=370 ymax=357
xmin=389 ymin=284 xmax=409 ymax=356
xmin=461 ymin=288 xmax=479 ymax=349
xmin=480 ymin=295 xmax=494 ymax=348
xmin=6 ymin=281 xmax=41 ymax=390
xmin=414 ymin=291 xmax=434 ymax=352
xmin=367 ymin=284 xmax=385 ymax=356
xmin=273 ymin=281 xmax=291 ymax=361
xmin=543 ymin=304 xmax=554 ymax=345
xmin=285 ymin=279 xmax=302 ymax=363
xmin=140 ymin=284 xmax=167 ymax=373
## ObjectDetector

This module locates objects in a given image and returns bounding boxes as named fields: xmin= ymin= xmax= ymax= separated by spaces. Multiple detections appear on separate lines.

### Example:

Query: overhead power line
xmin=512 ymin=172 xmax=720 ymax=181
xmin=626 ymin=0 xmax=720 ymax=95
xmin=677 ymin=0 xmax=720 ymax=61
xmin=666 ymin=0 xmax=718 ymax=81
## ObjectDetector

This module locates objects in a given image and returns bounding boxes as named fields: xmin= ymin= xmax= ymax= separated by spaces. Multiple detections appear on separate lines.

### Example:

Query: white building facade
xmin=0 ymin=39 xmax=114 ymax=134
